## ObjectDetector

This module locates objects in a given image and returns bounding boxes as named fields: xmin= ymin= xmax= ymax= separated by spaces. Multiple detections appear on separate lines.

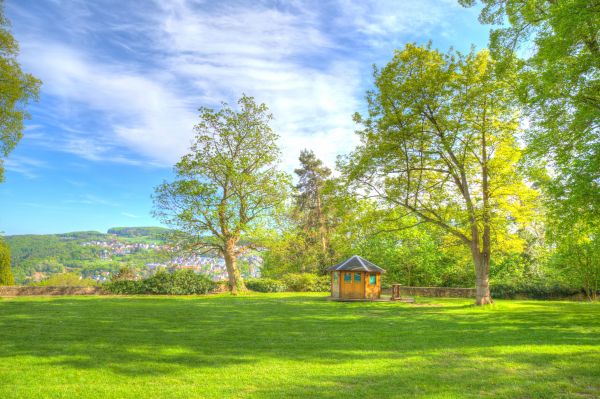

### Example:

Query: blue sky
xmin=1 ymin=0 xmax=490 ymax=235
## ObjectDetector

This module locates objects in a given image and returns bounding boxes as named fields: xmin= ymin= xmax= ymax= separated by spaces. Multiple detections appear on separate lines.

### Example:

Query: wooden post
xmin=391 ymin=284 xmax=401 ymax=300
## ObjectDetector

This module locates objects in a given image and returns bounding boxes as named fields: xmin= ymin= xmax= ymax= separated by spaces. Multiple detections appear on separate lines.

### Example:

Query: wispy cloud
xmin=64 ymin=194 xmax=120 ymax=207
xmin=11 ymin=0 xmax=466 ymax=171
xmin=4 ymin=155 xmax=47 ymax=179
xmin=121 ymin=212 xmax=139 ymax=218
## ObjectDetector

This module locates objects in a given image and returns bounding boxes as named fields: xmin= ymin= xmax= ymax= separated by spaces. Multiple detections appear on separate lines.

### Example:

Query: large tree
xmin=153 ymin=95 xmax=289 ymax=294
xmin=460 ymin=0 xmax=600 ymax=231
xmin=343 ymin=44 xmax=536 ymax=305
xmin=0 ymin=1 xmax=41 ymax=181
xmin=461 ymin=0 xmax=600 ymax=297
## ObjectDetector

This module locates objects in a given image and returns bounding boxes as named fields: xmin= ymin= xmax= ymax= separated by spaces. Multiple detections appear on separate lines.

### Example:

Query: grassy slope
xmin=0 ymin=294 xmax=598 ymax=399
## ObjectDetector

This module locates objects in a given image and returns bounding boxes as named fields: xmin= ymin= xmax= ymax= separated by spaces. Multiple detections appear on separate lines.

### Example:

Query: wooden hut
xmin=328 ymin=255 xmax=385 ymax=300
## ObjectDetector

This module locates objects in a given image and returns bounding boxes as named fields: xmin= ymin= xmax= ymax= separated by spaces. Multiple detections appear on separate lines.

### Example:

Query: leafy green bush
xmin=491 ymin=281 xmax=582 ymax=300
xmin=31 ymin=272 xmax=98 ymax=287
xmin=245 ymin=278 xmax=287 ymax=293
xmin=111 ymin=266 xmax=136 ymax=281
xmin=0 ymin=241 xmax=15 ymax=286
xmin=282 ymin=273 xmax=329 ymax=292
xmin=104 ymin=269 xmax=216 ymax=295
xmin=104 ymin=279 xmax=145 ymax=294
xmin=170 ymin=269 xmax=216 ymax=295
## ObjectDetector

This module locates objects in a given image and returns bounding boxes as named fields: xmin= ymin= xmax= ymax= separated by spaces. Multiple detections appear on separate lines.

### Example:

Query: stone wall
xmin=386 ymin=286 xmax=477 ymax=298
xmin=385 ymin=286 xmax=589 ymax=300
xmin=0 ymin=286 xmax=105 ymax=296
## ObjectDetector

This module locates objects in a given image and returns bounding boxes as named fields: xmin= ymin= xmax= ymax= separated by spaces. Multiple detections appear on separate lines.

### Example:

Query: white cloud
xmin=148 ymin=0 xmax=364 ymax=169
xmin=121 ymin=212 xmax=139 ymax=218
xmin=19 ymin=42 xmax=196 ymax=165
xmin=335 ymin=0 xmax=458 ymax=38
xmin=13 ymin=0 xmax=465 ymax=172
xmin=4 ymin=155 xmax=47 ymax=179
xmin=63 ymin=194 xmax=120 ymax=207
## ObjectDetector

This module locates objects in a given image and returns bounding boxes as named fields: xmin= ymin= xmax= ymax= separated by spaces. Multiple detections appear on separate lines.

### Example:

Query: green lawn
xmin=0 ymin=293 xmax=598 ymax=398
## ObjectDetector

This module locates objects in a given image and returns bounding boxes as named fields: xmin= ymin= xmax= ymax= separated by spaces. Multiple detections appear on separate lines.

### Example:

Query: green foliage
xmin=0 ymin=1 xmax=42 ymax=181
xmin=4 ymin=229 xmax=170 ymax=284
xmin=281 ymin=273 xmax=329 ymax=292
xmin=342 ymin=43 xmax=538 ymax=304
xmin=103 ymin=280 xmax=144 ymax=295
xmin=491 ymin=281 xmax=582 ymax=300
xmin=290 ymin=149 xmax=335 ymax=272
xmin=0 ymin=240 xmax=14 ymax=285
xmin=548 ymin=223 xmax=600 ymax=301
xmin=111 ymin=266 xmax=136 ymax=282
xmin=104 ymin=270 xmax=217 ymax=295
xmin=463 ymin=0 xmax=600 ymax=295
xmin=239 ymin=274 xmax=330 ymax=292
xmin=261 ymin=228 xmax=326 ymax=277
xmin=107 ymin=227 xmax=170 ymax=242
xmin=31 ymin=272 xmax=98 ymax=287
xmin=153 ymin=95 xmax=290 ymax=294
xmin=244 ymin=278 xmax=287 ymax=293
xmin=460 ymin=1 xmax=599 ymax=216
xmin=262 ymin=183 xmax=483 ymax=289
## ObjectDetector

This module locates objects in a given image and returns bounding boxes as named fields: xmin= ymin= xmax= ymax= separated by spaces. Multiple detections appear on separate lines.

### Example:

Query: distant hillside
xmin=4 ymin=227 xmax=171 ymax=284
xmin=107 ymin=226 xmax=170 ymax=238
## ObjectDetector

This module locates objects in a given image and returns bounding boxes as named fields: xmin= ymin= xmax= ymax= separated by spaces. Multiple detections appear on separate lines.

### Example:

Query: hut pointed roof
xmin=327 ymin=255 xmax=385 ymax=273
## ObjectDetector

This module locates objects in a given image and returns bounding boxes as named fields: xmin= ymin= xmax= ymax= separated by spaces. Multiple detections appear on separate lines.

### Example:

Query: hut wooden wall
xmin=365 ymin=273 xmax=381 ymax=299
xmin=330 ymin=272 xmax=340 ymax=298
xmin=331 ymin=271 xmax=382 ymax=300
xmin=339 ymin=271 xmax=363 ymax=299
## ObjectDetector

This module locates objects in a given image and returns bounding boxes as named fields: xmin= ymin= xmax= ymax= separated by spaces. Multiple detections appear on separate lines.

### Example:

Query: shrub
xmin=282 ymin=273 xmax=329 ymax=292
xmin=0 ymin=241 xmax=15 ymax=286
xmin=31 ymin=272 xmax=98 ymax=287
xmin=104 ymin=269 xmax=216 ymax=295
xmin=112 ymin=266 xmax=136 ymax=282
xmin=170 ymin=269 xmax=216 ymax=295
xmin=104 ymin=279 xmax=145 ymax=294
xmin=143 ymin=270 xmax=174 ymax=294
xmin=491 ymin=281 xmax=582 ymax=300
xmin=245 ymin=278 xmax=287 ymax=293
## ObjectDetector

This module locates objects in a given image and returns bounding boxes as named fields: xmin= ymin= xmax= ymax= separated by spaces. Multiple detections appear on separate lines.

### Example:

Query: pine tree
xmin=293 ymin=149 xmax=333 ymax=272
xmin=0 ymin=240 xmax=15 ymax=285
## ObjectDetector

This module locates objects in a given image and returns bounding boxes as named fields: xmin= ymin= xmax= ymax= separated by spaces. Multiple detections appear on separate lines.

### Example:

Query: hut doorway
xmin=341 ymin=271 xmax=364 ymax=299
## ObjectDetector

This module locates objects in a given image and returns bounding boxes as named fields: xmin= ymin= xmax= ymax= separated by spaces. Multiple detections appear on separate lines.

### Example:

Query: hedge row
xmin=490 ymin=281 xmax=582 ymax=300
xmin=104 ymin=269 xmax=217 ymax=295
xmin=245 ymin=273 xmax=329 ymax=293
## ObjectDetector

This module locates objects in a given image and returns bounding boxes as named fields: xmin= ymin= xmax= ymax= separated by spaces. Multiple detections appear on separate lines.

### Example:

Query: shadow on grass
xmin=0 ymin=295 xmax=599 ymax=397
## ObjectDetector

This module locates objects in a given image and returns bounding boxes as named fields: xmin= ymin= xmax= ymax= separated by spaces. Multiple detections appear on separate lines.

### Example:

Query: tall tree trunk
xmin=316 ymin=189 xmax=330 ymax=262
xmin=223 ymin=239 xmax=245 ymax=295
xmin=472 ymin=249 xmax=493 ymax=305
xmin=475 ymin=108 xmax=493 ymax=306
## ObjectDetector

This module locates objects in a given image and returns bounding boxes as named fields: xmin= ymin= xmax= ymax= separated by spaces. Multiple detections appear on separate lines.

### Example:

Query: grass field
xmin=0 ymin=293 xmax=599 ymax=398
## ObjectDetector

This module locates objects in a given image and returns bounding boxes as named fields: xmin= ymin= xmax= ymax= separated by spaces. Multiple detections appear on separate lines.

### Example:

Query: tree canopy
xmin=153 ymin=95 xmax=289 ymax=294
xmin=0 ymin=1 xmax=41 ymax=181
xmin=461 ymin=0 xmax=599 ymax=232
xmin=341 ymin=44 xmax=536 ymax=304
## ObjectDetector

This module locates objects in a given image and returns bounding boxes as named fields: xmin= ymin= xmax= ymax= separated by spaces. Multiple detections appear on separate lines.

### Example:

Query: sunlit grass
xmin=0 ymin=293 xmax=598 ymax=398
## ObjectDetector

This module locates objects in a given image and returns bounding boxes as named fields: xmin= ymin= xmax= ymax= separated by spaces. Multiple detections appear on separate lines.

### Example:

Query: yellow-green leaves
xmin=0 ymin=3 xmax=41 ymax=181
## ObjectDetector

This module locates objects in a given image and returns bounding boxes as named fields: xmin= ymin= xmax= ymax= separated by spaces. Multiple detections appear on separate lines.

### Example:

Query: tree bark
xmin=475 ymin=106 xmax=493 ymax=306
xmin=316 ymin=188 xmax=331 ymax=263
xmin=223 ymin=239 xmax=245 ymax=295
xmin=473 ymin=250 xmax=493 ymax=305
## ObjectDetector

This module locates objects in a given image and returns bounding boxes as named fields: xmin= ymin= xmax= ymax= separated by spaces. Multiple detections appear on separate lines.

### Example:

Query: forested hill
xmin=107 ymin=227 xmax=169 ymax=239
xmin=4 ymin=227 xmax=171 ymax=284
